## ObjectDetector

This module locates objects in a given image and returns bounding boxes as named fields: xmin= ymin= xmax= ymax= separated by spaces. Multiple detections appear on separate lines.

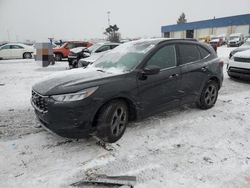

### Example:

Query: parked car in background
xmin=68 ymin=47 xmax=90 ymax=68
xmin=229 ymin=39 xmax=250 ymax=58
xmin=0 ymin=43 xmax=35 ymax=60
xmin=31 ymin=38 xmax=223 ymax=143
xmin=227 ymin=49 xmax=250 ymax=79
xmin=209 ymin=36 xmax=223 ymax=50
xmin=78 ymin=51 xmax=107 ymax=68
xmin=228 ymin=33 xmax=244 ymax=47
xmin=69 ymin=42 xmax=120 ymax=68
xmin=53 ymin=41 xmax=92 ymax=61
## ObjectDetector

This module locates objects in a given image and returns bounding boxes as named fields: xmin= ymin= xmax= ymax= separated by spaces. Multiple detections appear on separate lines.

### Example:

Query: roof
xmin=162 ymin=14 xmax=250 ymax=33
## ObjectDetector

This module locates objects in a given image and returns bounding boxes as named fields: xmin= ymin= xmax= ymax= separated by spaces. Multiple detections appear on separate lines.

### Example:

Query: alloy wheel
xmin=204 ymin=85 xmax=217 ymax=106
xmin=111 ymin=107 xmax=127 ymax=137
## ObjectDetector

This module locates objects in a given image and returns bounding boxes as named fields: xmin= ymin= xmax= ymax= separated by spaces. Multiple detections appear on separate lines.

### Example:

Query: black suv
xmin=31 ymin=39 xmax=224 ymax=143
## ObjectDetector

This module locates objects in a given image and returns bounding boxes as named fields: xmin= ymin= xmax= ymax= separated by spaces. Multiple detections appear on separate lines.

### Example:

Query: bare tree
xmin=177 ymin=13 xmax=187 ymax=24
xmin=104 ymin=24 xmax=120 ymax=42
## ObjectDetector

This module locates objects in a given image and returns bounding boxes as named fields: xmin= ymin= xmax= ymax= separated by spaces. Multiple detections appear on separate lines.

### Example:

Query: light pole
xmin=107 ymin=11 xmax=111 ymax=26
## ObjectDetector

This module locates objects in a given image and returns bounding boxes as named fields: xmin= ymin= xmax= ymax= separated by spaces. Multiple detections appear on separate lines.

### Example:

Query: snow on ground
xmin=0 ymin=47 xmax=250 ymax=188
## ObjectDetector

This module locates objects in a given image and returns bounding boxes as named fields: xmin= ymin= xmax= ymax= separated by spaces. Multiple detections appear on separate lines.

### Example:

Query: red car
xmin=53 ymin=41 xmax=92 ymax=61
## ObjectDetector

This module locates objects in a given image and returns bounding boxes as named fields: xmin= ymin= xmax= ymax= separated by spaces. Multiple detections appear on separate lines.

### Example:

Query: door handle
xmin=169 ymin=74 xmax=179 ymax=79
xmin=201 ymin=66 xmax=208 ymax=72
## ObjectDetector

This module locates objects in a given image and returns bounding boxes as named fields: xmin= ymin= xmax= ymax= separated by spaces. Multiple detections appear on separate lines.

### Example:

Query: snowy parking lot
xmin=0 ymin=46 xmax=250 ymax=188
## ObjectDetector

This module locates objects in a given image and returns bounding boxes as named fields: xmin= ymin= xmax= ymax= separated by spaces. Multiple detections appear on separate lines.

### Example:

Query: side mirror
xmin=142 ymin=65 xmax=160 ymax=75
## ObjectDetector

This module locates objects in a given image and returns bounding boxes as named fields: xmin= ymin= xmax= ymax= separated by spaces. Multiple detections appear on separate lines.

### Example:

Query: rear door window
xmin=178 ymin=44 xmax=201 ymax=65
xmin=198 ymin=46 xmax=210 ymax=59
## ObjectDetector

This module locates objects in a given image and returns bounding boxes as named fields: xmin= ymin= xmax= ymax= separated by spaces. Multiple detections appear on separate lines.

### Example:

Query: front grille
xmin=229 ymin=67 xmax=250 ymax=75
xmin=234 ymin=57 xmax=250 ymax=63
xmin=32 ymin=90 xmax=48 ymax=113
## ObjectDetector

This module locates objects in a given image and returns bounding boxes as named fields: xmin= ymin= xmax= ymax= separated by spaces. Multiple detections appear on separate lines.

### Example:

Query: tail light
xmin=219 ymin=60 xmax=224 ymax=68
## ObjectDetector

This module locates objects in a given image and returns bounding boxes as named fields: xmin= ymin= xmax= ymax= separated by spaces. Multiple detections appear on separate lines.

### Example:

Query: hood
xmin=231 ymin=47 xmax=250 ymax=55
xmin=70 ymin=47 xmax=86 ymax=54
xmin=32 ymin=67 xmax=121 ymax=96
xmin=229 ymin=38 xmax=240 ymax=42
xmin=234 ymin=49 xmax=250 ymax=59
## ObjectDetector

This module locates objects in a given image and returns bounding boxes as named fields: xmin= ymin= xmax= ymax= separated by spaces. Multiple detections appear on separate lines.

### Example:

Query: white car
xmin=227 ymin=49 xmax=250 ymax=79
xmin=78 ymin=51 xmax=107 ymax=67
xmin=0 ymin=43 xmax=35 ymax=60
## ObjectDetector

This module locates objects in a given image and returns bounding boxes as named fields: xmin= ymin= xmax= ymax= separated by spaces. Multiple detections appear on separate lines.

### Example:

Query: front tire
xmin=23 ymin=52 xmax=32 ymax=59
xmin=96 ymin=100 xmax=128 ymax=143
xmin=54 ymin=53 xmax=62 ymax=61
xmin=197 ymin=80 xmax=219 ymax=109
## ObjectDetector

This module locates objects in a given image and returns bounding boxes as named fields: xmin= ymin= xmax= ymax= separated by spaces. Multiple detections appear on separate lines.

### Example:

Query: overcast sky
xmin=0 ymin=0 xmax=249 ymax=42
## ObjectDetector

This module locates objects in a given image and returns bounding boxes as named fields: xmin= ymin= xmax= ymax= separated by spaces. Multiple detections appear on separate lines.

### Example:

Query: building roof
xmin=162 ymin=14 xmax=250 ymax=33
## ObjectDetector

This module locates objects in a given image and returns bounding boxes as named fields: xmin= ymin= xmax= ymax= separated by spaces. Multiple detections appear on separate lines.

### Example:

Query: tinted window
xmin=1 ymin=45 xmax=11 ymax=49
xmin=11 ymin=45 xmax=24 ymax=49
xmin=198 ymin=46 xmax=210 ymax=59
xmin=110 ymin=45 xmax=118 ymax=49
xmin=179 ymin=44 xmax=201 ymax=64
xmin=67 ymin=43 xmax=77 ymax=49
xmin=96 ymin=45 xmax=110 ymax=53
xmin=147 ymin=45 xmax=176 ymax=69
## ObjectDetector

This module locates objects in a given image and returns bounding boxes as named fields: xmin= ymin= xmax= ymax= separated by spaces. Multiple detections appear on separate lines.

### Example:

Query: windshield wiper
xmin=97 ymin=69 xmax=106 ymax=73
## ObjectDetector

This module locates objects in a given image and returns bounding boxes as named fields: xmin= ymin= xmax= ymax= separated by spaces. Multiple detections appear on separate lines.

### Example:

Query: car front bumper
xmin=31 ymin=96 xmax=99 ymax=138
xmin=227 ymin=60 xmax=250 ymax=79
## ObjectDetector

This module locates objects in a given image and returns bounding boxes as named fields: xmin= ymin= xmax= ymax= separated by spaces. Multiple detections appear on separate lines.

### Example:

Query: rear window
xmin=178 ymin=44 xmax=201 ymax=65
xmin=198 ymin=46 xmax=210 ymax=59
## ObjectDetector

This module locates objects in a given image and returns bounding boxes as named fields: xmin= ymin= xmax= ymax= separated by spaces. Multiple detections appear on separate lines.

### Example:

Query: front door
xmin=10 ymin=45 xmax=25 ymax=59
xmin=0 ymin=45 xmax=11 ymax=59
xmin=137 ymin=44 xmax=182 ymax=117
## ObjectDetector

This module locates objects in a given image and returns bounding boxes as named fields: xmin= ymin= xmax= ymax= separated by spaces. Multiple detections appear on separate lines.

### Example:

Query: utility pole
xmin=107 ymin=11 xmax=111 ymax=26
xmin=7 ymin=30 xmax=10 ymax=42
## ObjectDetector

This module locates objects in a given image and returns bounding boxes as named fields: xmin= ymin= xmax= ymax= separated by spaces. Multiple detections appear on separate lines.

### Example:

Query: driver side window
xmin=147 ymin=45 xmax=177 ymax=69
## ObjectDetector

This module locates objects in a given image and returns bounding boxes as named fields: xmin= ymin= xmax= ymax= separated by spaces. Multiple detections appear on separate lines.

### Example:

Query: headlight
xmin=51 ymin=86 xmax=98 ymax=102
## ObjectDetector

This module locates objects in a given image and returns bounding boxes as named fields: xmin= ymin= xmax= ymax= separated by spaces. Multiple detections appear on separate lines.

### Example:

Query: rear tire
xmin=197 ymin=80 xmax=219 ymax=109
xmin=23 ymin=52 xmax=32 ymax=59
xmin=96 ymin=100 xmax=128 ymax=143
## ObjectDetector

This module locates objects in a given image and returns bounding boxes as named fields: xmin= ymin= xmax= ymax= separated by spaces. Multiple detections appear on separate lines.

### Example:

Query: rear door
xmin=0 ymin=45 xmax=11 ymax=59
xmin=177 ymin=43 xmax=211 ymax=104
xmin=137 ymin=44 xmax=182 ymax=116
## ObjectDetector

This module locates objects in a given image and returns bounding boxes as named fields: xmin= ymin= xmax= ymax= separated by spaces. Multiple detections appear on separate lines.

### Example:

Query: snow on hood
xmin=229 ymin=38 xmax=240 ymax=42
xmin=70 ymin=47 xmax=86 ymax=53
xmin=234 ymin=49 xmax=250 ymax=58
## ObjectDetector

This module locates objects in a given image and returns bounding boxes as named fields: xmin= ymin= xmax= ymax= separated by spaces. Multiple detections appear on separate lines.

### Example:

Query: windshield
xmin=230 ymin=36 xmax=240 ymax=40
xmin=87 ymin=43 xmax=103 ymax=53
xmin=93 ymin=40 xmax=156 ymax=72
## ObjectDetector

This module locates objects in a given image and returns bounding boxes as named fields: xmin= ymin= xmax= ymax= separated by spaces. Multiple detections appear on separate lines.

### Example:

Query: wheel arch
xmin=23 ymin=52 xmax=32 ymax=58
xmin=92 ymin=97 xmax=138 ymax=128
xmin=208 ymin=76 xmax=221 ymax=89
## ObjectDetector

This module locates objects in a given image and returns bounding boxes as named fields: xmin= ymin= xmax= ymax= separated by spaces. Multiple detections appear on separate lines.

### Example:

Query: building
xmin=161 ymin=14 xmax=250 ymax=39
